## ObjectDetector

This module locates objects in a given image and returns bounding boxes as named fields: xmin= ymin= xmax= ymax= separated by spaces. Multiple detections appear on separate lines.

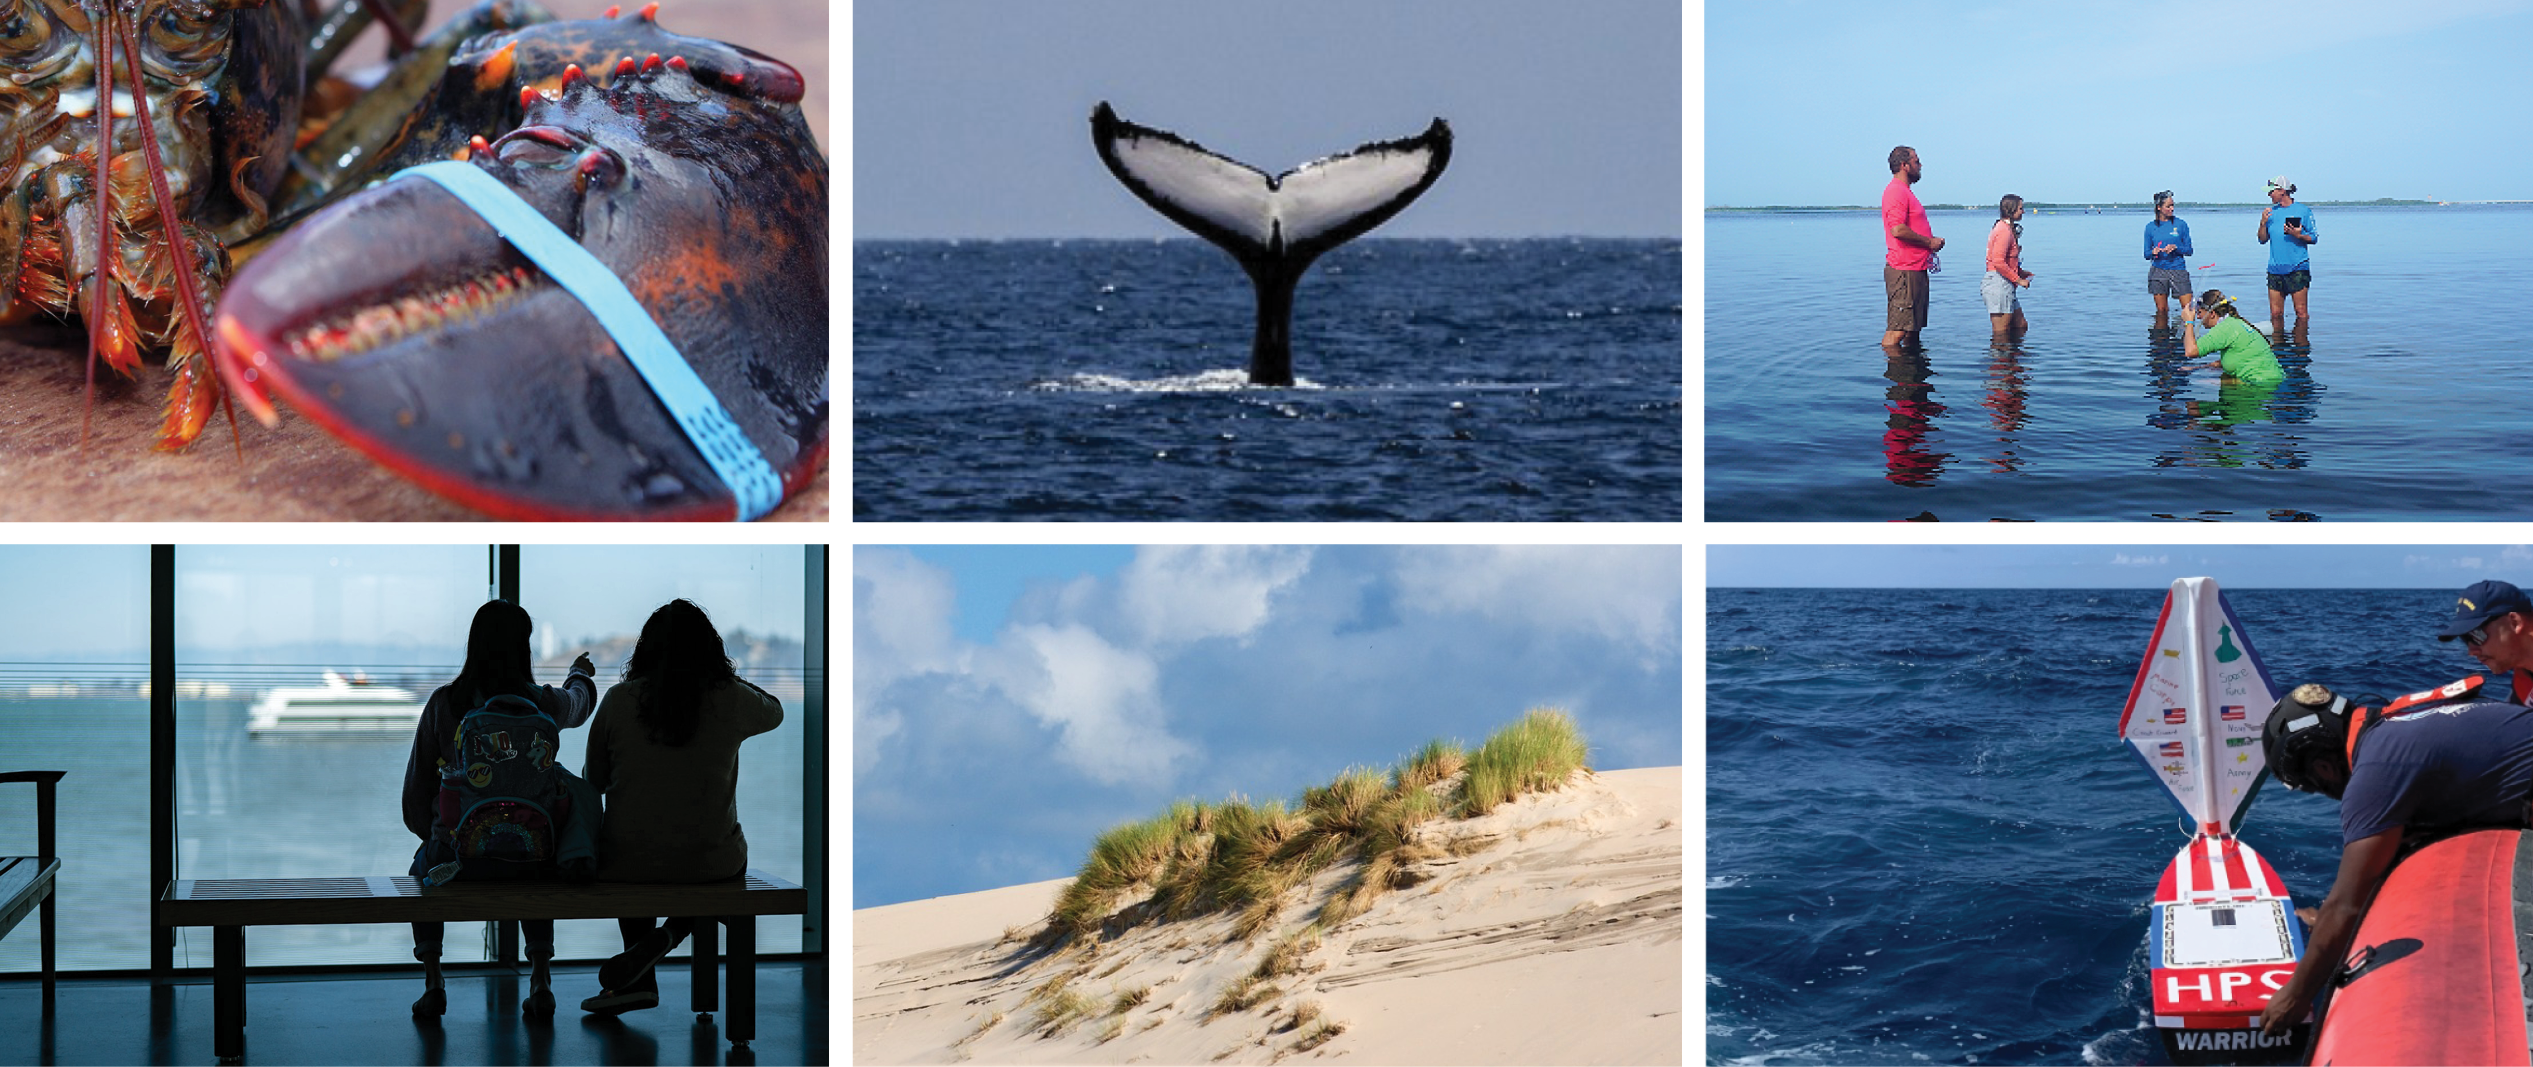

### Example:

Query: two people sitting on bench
xmin=579 ymin=598 xmax=787 ymax=1015
xmin=401 ymin=600 xmax=598 ymax=1018
xmin=400 ymin=596 xmax=785 ymax=1020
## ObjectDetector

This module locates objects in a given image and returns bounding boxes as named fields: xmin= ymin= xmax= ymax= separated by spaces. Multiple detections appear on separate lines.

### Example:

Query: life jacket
xmin=2345 ymin=675 xmax=2492 ymax=767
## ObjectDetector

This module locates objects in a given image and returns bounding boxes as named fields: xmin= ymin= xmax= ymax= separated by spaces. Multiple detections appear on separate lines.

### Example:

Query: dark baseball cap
xmin=2437 ymin=580 xmax=2533 ymax=640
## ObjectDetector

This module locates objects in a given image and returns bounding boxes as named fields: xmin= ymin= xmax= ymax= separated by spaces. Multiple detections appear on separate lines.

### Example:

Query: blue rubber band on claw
xmin=388 ymin=159 xmax=783 ymax=521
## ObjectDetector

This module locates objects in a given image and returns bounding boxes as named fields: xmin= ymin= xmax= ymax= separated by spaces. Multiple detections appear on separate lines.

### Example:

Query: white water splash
xmin=1026 ymin=369 xmax=1324 ymax=393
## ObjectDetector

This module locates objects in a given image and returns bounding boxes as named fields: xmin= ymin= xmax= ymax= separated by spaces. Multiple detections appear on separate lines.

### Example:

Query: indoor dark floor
xmin=0 ymin=961 xmax=824 ymax=1066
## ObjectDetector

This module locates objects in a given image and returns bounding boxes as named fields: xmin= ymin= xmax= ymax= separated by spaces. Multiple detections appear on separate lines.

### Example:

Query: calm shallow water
xmin=855 ymin=239 xmax=1683 ymax=521
xmin=1706 ymin=587 xmax=2474 ymax=1065
xmin=1706 ymin=205 xmax=2533 ymax=520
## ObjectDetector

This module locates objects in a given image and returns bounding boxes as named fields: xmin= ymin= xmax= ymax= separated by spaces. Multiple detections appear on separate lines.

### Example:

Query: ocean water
xmin=1705 ymin=205 xmax=2533 ymax=520
xmin=1705 ymin=587 xmax=2483 ymax=1066
xmin=854 ymin=239 xmax=1682 ymax=521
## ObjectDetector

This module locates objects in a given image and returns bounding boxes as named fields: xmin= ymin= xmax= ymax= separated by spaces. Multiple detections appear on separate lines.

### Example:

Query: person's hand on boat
xmin=2296 ymin=906 xmax=2318 ymax=925
xmin=2258 ymin=984 xmax=2311 ymax=1036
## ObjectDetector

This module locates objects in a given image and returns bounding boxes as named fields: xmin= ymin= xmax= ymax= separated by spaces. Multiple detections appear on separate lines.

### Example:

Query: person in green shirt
xmin=2182 ymin=289 xmax=2285 ymax=387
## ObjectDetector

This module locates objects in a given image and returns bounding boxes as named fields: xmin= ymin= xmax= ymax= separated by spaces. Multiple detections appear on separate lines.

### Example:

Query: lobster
xmin=2 ymin=0 xmax=827 ymax=518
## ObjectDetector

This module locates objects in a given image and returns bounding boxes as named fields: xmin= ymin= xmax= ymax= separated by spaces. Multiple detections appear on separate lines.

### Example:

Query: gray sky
xmin=1708 ymin=0 xmax=2533 ymax=207
xmin=854 ymin=0 xmax=1682 ymax=238
xmin=1708 ymin=544 xmax=2533 ymax=588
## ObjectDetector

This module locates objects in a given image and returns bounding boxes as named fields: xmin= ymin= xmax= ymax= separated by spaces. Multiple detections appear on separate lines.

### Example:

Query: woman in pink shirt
xmin=1982 ymin=195 xmax=2035 ymax=337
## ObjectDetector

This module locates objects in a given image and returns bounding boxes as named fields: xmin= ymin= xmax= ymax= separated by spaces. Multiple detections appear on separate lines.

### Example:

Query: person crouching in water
xmin=578 ymin=599 xmax=785 ymax=1015
xmin=402 ymin=600 xmax=597 ymax=1018
xmin=1982 ymin=195 xmax=2033 ymax=338
xmin=2181 ymin=289 xmax=2284 ymax=387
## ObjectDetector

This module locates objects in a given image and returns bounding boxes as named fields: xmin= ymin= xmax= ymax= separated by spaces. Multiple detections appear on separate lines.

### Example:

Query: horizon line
xmin=852 ymin=232 xmax=1684 ymax=242
xmin=1708 ymin=198 xmax=2532 ymax=211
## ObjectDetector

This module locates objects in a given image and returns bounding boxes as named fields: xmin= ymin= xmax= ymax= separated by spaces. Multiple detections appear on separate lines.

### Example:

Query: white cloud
xmin=2111 ymin=553 xmax=2169 ymax=566
xmin=1391 ymin=546 xmax=1679 ymax=660
xmin=853 ymin=549 xmax=964 ymax=774
xmin=986 ymin=624 xmax=1191 ymax=785
xmin=1117 ymin=545 xmax=1315 ymax=647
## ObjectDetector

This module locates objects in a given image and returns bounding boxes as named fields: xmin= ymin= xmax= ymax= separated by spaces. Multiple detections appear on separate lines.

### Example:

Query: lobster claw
xmin=213 ymin=61 xmax=826 ymax=520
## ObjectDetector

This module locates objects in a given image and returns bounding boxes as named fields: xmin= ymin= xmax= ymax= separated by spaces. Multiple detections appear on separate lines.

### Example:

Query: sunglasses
xmin=2464 ymin=625 xmax=2494 ymax=648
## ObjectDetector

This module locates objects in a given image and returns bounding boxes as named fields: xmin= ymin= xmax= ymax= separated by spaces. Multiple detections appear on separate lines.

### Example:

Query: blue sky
xmin=853 ymin=545 xmax=1683 ymax=907
xmin=1708 ymin=544 xmax=2533 ymax=588
xmin=854 ymin=0 xmax=1682 ymax=238
xmin=1707 ymin=0 xmax=2533 ymax=207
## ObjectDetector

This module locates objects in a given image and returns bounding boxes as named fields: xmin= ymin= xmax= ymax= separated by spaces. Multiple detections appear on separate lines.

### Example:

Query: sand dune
xmin=854 ymin=766 xmax=1682 ymax=1065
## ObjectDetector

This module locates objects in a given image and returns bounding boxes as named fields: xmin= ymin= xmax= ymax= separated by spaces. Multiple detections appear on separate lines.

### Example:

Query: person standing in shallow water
xmin=2258 ymin=176 xmax=2317 ymax=328
xmin=1881 ymin=146 xmax=1943 ymax=351
xmin=2144 ymin=192 xmax=2194 ymax=322
xmin=1982 ymin=195 xmax=2032 ymax=338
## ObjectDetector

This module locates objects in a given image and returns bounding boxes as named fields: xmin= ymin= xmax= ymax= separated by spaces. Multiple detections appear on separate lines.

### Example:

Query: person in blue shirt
xmin=2257 ymin=176 xmax=2317 ymax=327
xmin=2144 ymin=191 xmax=2194 ymax=322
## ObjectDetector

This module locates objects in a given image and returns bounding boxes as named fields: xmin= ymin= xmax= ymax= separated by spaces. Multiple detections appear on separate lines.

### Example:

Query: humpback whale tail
xmin=1090 ymin=102 xmax=1452 ymax=386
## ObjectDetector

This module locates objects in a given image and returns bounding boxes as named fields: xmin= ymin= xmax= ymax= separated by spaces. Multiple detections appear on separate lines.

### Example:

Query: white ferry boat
xmin=247 ymin=672 xmax=423 ymax=735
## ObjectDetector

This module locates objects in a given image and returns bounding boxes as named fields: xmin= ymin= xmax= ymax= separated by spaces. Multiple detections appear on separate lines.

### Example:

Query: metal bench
xmin=0 ymin=771 xmax=64 ymax=1005
xmin=163 ymin=868 xmax=805 ymax=1063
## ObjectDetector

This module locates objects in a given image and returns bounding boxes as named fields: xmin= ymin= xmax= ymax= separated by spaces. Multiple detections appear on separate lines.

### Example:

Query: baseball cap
xmin=2265 ymin=176 xmax=2295 ymax=194
xmin=2437 ymin=580 xmax=2533 ymax=640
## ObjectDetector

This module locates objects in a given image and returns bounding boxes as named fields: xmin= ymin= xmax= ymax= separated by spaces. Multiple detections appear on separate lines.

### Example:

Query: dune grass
xmin=1457 ymin=708 xmax=1590 ymax=817
xmin=1035 ymin=988 xmax=1098 ymax=1036
xmin=1041 ymin=709 xmax=1590 ymax=947
xmin=1293 ymin=1019 xmax=1346 ymax=1052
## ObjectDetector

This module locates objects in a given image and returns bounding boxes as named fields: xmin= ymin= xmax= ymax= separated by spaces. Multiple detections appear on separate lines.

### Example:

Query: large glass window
xmin=0 ymin=547 xmax=151 ymax=973
xmin=521 ymin=546 xmax=810 ymax=961
xmin=174 ymin=546 xmax=489 ymax=968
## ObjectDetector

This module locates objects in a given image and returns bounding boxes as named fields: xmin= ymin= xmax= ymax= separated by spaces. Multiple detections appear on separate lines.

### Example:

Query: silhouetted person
xmin=578 ymin=600 xmax=785 ymax=1015
xmin=401 ymin=600 xmax=596 ymax=1019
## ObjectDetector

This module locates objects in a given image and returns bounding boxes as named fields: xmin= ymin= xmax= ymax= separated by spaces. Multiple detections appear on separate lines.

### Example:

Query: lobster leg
xmin=84 ymin=1 xmax=120 ymax=447
xmin=108 ymin=3 xmax=245 ymax=451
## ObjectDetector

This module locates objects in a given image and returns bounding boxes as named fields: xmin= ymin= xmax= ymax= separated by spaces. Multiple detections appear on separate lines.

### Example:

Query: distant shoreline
xmin=1707 ymin=198 xmax=2533 ymax=212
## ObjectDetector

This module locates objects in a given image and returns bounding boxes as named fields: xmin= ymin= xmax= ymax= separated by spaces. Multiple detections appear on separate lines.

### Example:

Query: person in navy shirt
xmin=2144 ymin=192 xmax=2194 ymax=323
xmin=2257 ymin=176 xmax=2317 ymax=328
xmin=2254 ymin=680 xmax=2533 ymax=1037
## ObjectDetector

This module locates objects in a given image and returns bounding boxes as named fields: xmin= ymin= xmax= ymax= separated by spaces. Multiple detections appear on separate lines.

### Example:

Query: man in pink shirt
xmin=1882 ymin=146 xmax=1945 ymax=350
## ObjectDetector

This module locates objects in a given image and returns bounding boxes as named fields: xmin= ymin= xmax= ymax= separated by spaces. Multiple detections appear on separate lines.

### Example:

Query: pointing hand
xmin=572 ymin=652 xmax=595 ymax=677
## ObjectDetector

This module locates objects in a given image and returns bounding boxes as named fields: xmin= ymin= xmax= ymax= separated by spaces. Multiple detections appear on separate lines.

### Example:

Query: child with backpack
xmin=399 ymin=600 xmax=598 ymax=1019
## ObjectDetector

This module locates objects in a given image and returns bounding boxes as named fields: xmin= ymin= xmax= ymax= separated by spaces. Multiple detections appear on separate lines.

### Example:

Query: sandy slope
xmin=853 ymin=767 xmax=1683 ymax=1065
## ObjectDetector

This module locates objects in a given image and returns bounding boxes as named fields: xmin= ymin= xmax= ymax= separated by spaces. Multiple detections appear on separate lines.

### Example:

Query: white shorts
xmin=1981 ymin=271 xmax=2021 ymax=315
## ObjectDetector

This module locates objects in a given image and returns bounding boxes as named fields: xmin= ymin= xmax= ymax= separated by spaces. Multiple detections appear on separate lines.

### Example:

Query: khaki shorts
xmin=1885 ymin=265 xmax=1930 ymax=332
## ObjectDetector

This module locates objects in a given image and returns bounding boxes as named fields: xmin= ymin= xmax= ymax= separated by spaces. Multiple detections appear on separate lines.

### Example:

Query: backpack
xmin=425 ymin=694 xmax=572 ymax=883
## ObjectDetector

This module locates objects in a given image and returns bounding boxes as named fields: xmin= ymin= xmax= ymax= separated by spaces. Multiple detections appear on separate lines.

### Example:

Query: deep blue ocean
xmin=1706 ymin=205 xmax=2533 ymax=520
xmin=1705 ymin=586 xmax=2487 ymax=1065
xmin=853 ymin=239 xmax=1682 ymax=521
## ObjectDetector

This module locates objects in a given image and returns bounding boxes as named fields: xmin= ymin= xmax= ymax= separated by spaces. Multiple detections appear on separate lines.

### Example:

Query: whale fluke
xmin=1090 ymin=101 xmax=1451 ymax=386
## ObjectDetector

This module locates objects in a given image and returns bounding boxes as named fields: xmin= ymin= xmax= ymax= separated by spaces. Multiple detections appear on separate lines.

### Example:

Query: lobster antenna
xmin=111 ymin=3 xmax=244 ymax=454
xmin=81 ymin=2 xmax=115 ymax=451
xmin=352 ymin=0 xmax=418 ymax=57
